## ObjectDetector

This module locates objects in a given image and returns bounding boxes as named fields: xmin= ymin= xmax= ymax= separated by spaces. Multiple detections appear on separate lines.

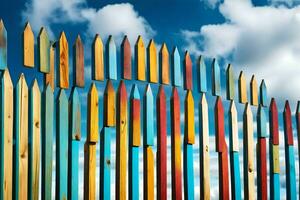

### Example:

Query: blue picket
xmin=212 ymin=58 xmax=221 ymax=96
xmin=171 ymin=47 xmax=182 ymax=87
xmin=184 ymin=144 xmax=194 ymax=200
xmin=0 ymin=20 xmax=7 ymax=70
xmin=106 ymin=35 xmax=117 ymax=80
xmin=198 ymin=56 xmax=207 ymax=93
xmin=230 ymin=152 xmax=241 ymax=200
xmin=144 ymin=84 xmax=154 ymax=146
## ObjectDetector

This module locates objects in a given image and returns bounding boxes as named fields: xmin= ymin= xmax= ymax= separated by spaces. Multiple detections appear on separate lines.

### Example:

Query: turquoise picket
xmin=184 ymin=144 xmax=194 ymax=200
xmin=260 ymin=80 xmax=268 ymax=107
xmin=198 ymin=56 xmax=207 ymax=93
xmin=0 ymin=20 xmax=7 ymax=70
xmin=144 ymin=84 xmax=154 ymax=146
xmin=230 ymin=152 xmax=241 ymax=200
xmin=42 ymin=84 xmax=54 ymax=200
xmin=56 ymin=89 xmax=69 ymax=199
xmin=286 ymin=146 xmax=297 ymax=200
xmin=212 ymin=58 xmax=221 ymax=96
xmin=106 ymin=35 xmax=117 ymax=80
xmin=100 ymin=127 xmax=112 ymax=200
xmin=171 ymin=47 xmax=182 ymax=87
xmin=257 ymin=105 xmax=267 ymax=138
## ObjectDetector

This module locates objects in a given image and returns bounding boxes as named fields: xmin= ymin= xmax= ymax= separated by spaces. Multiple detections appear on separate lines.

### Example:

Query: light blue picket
xmin=184 ymin=144 xmax=194 ymax=200
xmin=106 ymin=35 xmax=117 ymax=80
xmin=56 ymin=89 xmax=69 ymax=200
xmin=198 ymin=56 xmax=207 ymax=93
xmin=42 ymin=84 xmax=54 ymax=200
xmin=0 ymin=20 xmax=7 ymax=70
xmin=144 ymin=84 xmax=154 ymax=146
xmin=260 ymin=80 xmax=267 ymax=107
xmin=230 ymin=152 xmax=241 ymax=200
xmin=212 ymin=58 xmax=221 ymax=96
xmin=171 ymin=47 xmax=182 ymax=87
xmin=257 ymin=105 xmax=267 ymax=138
xmin=68 ymin=87 xmax=81 ymax=200
xmin=285 ymin=146 xmax=297 ymax=200
xmin=100 ymin=127 xmax=112 ymax=200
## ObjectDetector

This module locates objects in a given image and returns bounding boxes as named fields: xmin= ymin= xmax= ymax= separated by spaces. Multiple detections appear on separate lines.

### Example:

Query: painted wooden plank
xmin=121 ymin=35 xmax=131 ymax=80
xmin=38 ymin=27 xmax=50 ymax=73
xmin=144 ymin=84 xmax=154 ymax=146
xmin=56 ymin=89 xmax=69 ymax=200
xmin=100 ymin=127 xmax=112 ymax=200
xmin=116 ymin=80 xmax=128 ymax=200
xmin=250 ymin=75 xmax=258 ymax=106
xmin=171 ymin=47 xmax=182 ymax=87
xmin=238 ymin=71 xmax=247 ymax=104
xmin=257 ymin=138 xmax=267 ymax=200
xmin=230 ymin=152 xmax=241 ymax=200
xmin=212 ymin=58 xmax=221 ymax=96
xmin=229 ymin=100 xmax=239 ymax=152
xmin=184 ymin=51 xmax=193 ymax=90
xmin=184 ymin=144 xmax=194 ymax=200
xmin=0 ymin=20 xmax=7 ymax=70
xmin=270 ymin=144 xmax=280 ymax=200
xmin=44 ymin=43 xmax=55 ymax=91
xmin=285 ymin=146 xmax=297 ymax=200
xmin=260 ymin=80 xmax=268 ymax=107
xmin=73 ymin=35 xmax=85 ymax=87
xmin=130 ymin=84 xmax=141 ymax=146
xmin=23 ymin=22 xmax=34 ymax=67
xmin=87 ymin=83 xmax=99 ymax=143
xmin=269 ymin=98 xmax=279 ymax=145
xmin=129 ymin=146 xmax=139 ymax=200
xmin=215 ymin=97 xmax=226 ymax=152
xmin=69 ymin=87 xmax=81 ymax=141
xmin=57 ymin=31 xmax=69 ymax=88
xmin=185 ymin=90 xmax=195 ymax=144
xmin=106 ymin=35 xmax=117 ymax=80
xmin=283 ymin=101 xmax=294 ymax=146
xmin=83 ymin=142 xmax=97 ymax=200
xmin=156 ymin=85 xmax=167 ymax=199
xmin=143 ymin=146 xmax=155 ymax=200
xmin=243 ymin=103 xmax=255 ymax=200
xmin=0 ymin=70 xmax=13 ymax=199
xmin=147 ymin=39 xmax=158 ymax=83
xmin=218 ymin=151 xmax=230 ymax=200
xmin=13 ymin=74 xmax=29 ymax=200
xmin=271 ymin=144 xmax=280 ymax=173
xmin=159 ymin=43 xmax=170 ymax=85
xmin=135 ymin=35 xmax=146 ymax=81
xmin=104 ymin=80 xmax=115 ymax=127
xmin=92 ymin=34 xmax=104 ymax=81
xmin=199 ymin=93 xmax=210 ymax=199
xmin=170 ymin=87 xmax=182 ymax=199
xmin=270 ymin=174 xmax=280 ymax=200
xmin=41 ymin=85 xmax=54 ymax=200
xmin=257 ymin=105 xmax=267 ymax=138
xmin=198 ymin=56 xmax=207 ymax=93
xmin=226 ymin=64 xmax=234 ymax=100
xmin=28 ymin=80 xmax=41 ymax=200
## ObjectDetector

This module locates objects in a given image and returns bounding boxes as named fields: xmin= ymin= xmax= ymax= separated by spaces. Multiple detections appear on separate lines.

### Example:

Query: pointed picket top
xmin=257 ymin=105 xmax=267 ymax=138
xmin=238 ymin=71 xmax=247 ymax=103
xmin=31 ymin=79 xmax=40 ymax=94
xmin=185 ymin=90 xmax=195 ymax=144
xmin=270 ymin=98 xmax=279 ymax=145
xmin=250 ymin=75 xmax=258 ymax=106
xmin=184 ymin=51 xmax=193 ymax=90
xmin=226 ymin=64 xmax=234 ymax=100
xmin=135 ymin=35 xmax=146 ymax=81
xmin=73 ymin=35 xmax=85 ymax=87
xmin=130 ymin=84 xmax=141 ymax=147
xmin=2 ymin=68 xmax=12 ymax=87
xmin=198 ymin=56 xmax=207 ymax=93
xmin=104 ymin=80 xmax=115 ymax=127
xmin=171 ymin=46 xmax=182 ymax=87
xmin=87 ymin=83 xmax=99 ymax=143
xmin=229 ymin=100 xmax=239 ymax=152
xmin=38 ymin=27 xmax=50 ymax=73
xmin=106 ymin=35 xmax=117 ymax=80
xmin=144 ymin=84 xmax=154 ymax=146
xmin=70 ymin=87 xmax=81 ymax=140
xmin=58 ymin=89 xmax=68 ymax=103
xmin=147 ymin=39 xmax=158 ymax=83
xmin=215 ymin=97 xmax=226 ymax=152
xmin=57 ymin=31 xmax=69 ymax=88
xmin=44 ymin=42 xmax=55 ymax=91
xmin=0 ymin=19 xmax=7 ymax=70
xmin=130 ymin=84 xmax=140 ymax=100
xmin=283 ymin=100 xmax=294 ymax=146
xmin=92 ymin=34 xmax=104 ymax=81
xmin=23 ymin=22 xmax=35 ymax=68
xmin=121 ymin=35 xmax=132 ymax=80
xmin=159 ymin=43 xmax=170 ymax=85
xmin=16 ymin=73 xmax=28 ymax=90
xmin=212 ymin=58 xmax=221 ymax=96
xmin=260 ymin=80 xmax=268 ymax=107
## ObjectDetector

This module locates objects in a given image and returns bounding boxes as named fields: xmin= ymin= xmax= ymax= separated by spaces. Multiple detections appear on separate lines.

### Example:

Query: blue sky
xmin=1 ymin=0 xmax=300 ymax=199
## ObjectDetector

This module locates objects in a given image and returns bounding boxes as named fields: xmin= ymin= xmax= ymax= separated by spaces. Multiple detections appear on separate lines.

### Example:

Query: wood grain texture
xmin=84 ymin=142 xmax=96 ymax=200
xmin=147 ymin=39 xmax=158 ymax=83
xmin=0 ymin=70 xmax=13 ymax=199
xmin=116 ymin=80 xmax=128 ymax=200
xmin=104 ymin=80 xmax=115 ymax=127
xmin=130 ymin=84 xmax=141 ymax=147
xmin=185 ymin=90 xmax=195 ymax=144
xmin=87 ymin=83 xmax=98 ymax=143
xmin=212 ymin=58 xmax=221 ymax=96
xmin=106 ymin=35 xmax=117 ymax=80
xmin=184 ymin=144 xmax=194 ymax=200
xmin=170 ymin=87 xmax=182 ymax=200
xmin=215 ymin=97 xmax=227 ymax=152
xmin=44 ymin=43 xmax=55 ymax=91
xmin=250 ymin=75 xmax=258 ymax=106
xmin=38 ymin=28 xmax=50 ymax=73
xmin=0 ymin=20 xmax=7 ymax=70
xmin=156 ymin=85 xmax=167 ymax=200
xmin=283 ymin=101 xmax=294 ymax=146
xmin=143 ymin=146 xmax=155 ymax=200
xmin=260 ymin=80 xmax=268 ymax=107
xmin=135 ymin=36 xmax=146 ymax=81
xmin=23 ymin=22 xmax=34 ymax=67
xmin=28 ymin=80 xmax=41 ymax=200
xmin=184 ymin=51 xmax=193 ymax=90
xmin=13 ymin=74 xmax=29 ymax=200
xmin=256 ymin=138 xmax=267 ymax=200
xmin=238 ymin=71 xmax=247 ymax=104
xmin=198 ymin=56 xmax=207 ymax=93
xmin=73 ymin=35 xmax=85 ymax=87
xmin=159 ymin=43 xmax=170 ymax=84
xmin=226 ymin=64 xmax=234 ymax=100
xmin=229 ymin=100 xmax=239 ymax=152
xmin=257 ymin=105 xmax=267 ymax=138
xmin=57 ymin=31 xmax=69 ymax=88
xmin=92 ymin=34 xmax=104 ymax=81
xmin=171 ymin=47 xmax=182 ymax=87
xmin=121 ymin=36 xmax=131 ymax=80
xmin=269 ymin=98 xmax=279 ymax=145
xmin=144 ymin=84 xmax=154 ymax=146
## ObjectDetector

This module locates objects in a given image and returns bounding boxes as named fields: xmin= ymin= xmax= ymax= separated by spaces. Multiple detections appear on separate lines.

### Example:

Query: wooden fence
xmin=0 ymin=20 xmax=298 ymax=200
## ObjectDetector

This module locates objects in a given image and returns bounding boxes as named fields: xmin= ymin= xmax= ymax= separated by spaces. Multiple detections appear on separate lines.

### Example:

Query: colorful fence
xmin=0 ymin=20 xmax=299 ymax=200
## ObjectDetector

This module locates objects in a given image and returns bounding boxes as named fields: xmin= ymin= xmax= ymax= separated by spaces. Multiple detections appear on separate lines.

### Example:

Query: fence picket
xmin=92 ymin=34 xmax=104 ymax=81
xmin=171 ymin=47 xmax=182 ymax=87
xmin=0 ymin=20 xmax=7 ymax=70
xmin=212 ymin=59 xmax=221 ymax=96
xmin=121 ymin=36 xmax=132 ymax=80
xmin=260 ymin=80 xmax=267 ymax=107
xmin=184 ymin=51 xmax=192 ymax=90
xmin=238 ymin=71 xmax=247 ymax=103
xmin=44 ymin=43 xmax=55 ymax=91
xmin=135 ymin=36 xmax=146 ymax=81
xmin=106 ymin=36 xmax=117 ymax=80
xmin=73 ymin=35 xmax=85 ymax=87
xmin=57 ymin=31 xmax=69 ymax=88
xmin=23 ymin=22 xmax=34 ymax=67
xmin=159 ymin=43 xmax=170 ymax=85
xmin=226 ymin=64 xmax=234 ymax=100
xmin=147 ymin=39 xmax=158 ymax=83
xmin=198 ymin=56 xmax=207 ymax=93
xmin=38 ymin=28 xmax=50 ymax=73
xmin=250 ymin=75 xmax=258 ymax=106
xmin=104 ymin=80 xmax=115 ymax=127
